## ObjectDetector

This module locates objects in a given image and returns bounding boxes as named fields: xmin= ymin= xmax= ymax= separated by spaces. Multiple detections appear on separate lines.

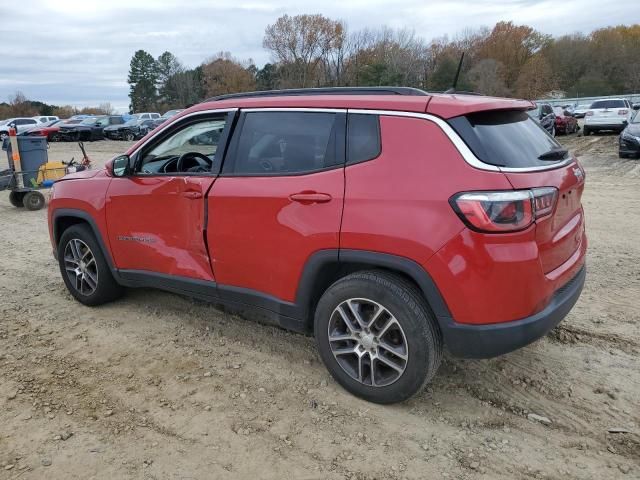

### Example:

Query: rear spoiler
xmin=427 ymin=96 xmax=534 ymax=119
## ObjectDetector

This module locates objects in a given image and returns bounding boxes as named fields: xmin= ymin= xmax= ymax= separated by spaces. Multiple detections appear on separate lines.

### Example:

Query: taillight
xmin=531 ymin=187 xmax=558 ymax=218
xmin=618 ymin=109 xmax=629 ymax=115
xmin=450 ymin=188 xmax=558 ymax=233
xmin=585 ymin=111 xmax=593 ymax=116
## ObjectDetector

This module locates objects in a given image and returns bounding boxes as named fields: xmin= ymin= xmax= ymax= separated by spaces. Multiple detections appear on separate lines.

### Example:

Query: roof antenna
xmin=444 ymin=52 xmax=465 ymax=94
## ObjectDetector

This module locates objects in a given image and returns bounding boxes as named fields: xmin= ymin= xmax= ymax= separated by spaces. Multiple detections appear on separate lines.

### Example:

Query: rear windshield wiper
xmin=538 ymin=148 xmax=568 ymax=161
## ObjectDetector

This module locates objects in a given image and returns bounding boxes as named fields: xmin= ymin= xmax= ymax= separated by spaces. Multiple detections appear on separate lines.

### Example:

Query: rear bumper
xmin=441 ymin=265 xmax=586 ymax=358
xmin=585 ymin=121 xmax=626 ymax=130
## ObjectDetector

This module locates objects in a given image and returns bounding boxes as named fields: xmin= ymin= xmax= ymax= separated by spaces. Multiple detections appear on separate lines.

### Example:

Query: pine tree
xmin=156 ymin=51 xmax=183 ymax=104
xmin=127 ymin=50 xmax=159 ymax=112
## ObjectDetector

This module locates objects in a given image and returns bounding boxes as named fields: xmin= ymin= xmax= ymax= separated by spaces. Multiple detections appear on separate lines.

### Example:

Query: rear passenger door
xmin=207 ymin=109 xmax=346 ymax=304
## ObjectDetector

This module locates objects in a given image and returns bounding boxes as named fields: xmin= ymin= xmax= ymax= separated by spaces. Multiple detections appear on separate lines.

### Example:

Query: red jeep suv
xmin=48 ymin=87 xmax=587 ymax=404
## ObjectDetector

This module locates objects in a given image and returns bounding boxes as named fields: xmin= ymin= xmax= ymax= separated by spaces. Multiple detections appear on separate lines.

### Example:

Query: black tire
xmin=314 ymin=270 xmax=443 ymax=404
xmin=125 ymin=132 xmax=135 ymax=141
xmin=22 ymin=191 xmax=46 ymax=211
xmin=8 ymin=191 xmax=24 ymax=208
xmin=57 ymin=224 xmax=124 ymax=306
xmin=583 ymin=126 xmax=590 ymax=136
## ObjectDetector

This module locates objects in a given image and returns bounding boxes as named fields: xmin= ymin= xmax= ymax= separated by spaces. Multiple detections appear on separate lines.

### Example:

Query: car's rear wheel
xmin=314 ymin=271 xmax=442 ymax=404
xmin=583 ymin=126 xmax=590 ymax=136
xmin=58 ymin=224 xmax=124 ymax=306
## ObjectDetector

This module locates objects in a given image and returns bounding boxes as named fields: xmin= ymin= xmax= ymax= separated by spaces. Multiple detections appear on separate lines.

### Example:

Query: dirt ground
xmin=1 ymin=132 xmax=638 ymax=480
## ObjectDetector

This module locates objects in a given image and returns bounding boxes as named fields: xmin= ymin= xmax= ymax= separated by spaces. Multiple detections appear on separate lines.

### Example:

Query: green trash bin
xmin=2 ymin=136 xmax=48 ymax=187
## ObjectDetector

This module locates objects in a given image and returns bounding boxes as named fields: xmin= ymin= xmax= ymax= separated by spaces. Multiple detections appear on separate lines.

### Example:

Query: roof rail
xmin=203 ymin=86 xmax=429 ymax=103
xmin=434 ymin=90 xmax=482 ymax=96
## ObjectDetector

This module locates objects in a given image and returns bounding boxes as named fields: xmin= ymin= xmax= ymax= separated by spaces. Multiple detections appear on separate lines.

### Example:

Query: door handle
xmin=182 ymin=191 xmax=203 ymax=199
xmin=289 ymin=192 xmax=332 ymax=204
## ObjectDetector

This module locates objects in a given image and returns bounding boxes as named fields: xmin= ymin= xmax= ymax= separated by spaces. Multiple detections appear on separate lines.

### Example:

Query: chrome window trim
xmin=130 ymin=105 xmax=573 ymax=174
xmin=241 ymin=107 xmax=346 ymax=114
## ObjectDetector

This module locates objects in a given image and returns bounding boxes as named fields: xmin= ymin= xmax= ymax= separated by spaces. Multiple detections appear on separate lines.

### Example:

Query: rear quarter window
xmin=448 ymin=110 xmax=565 ymax=169
xmin=347 ymin=114 xmax=380 ymax=164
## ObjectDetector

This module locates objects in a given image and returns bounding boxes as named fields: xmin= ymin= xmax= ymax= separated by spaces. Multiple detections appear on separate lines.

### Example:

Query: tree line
xmin=127 ymin=16 xmax=640 ymax=112
xmin=4 ymin=16 xmax=638 ymax=118
xmin=0 ymin=91 xmax=115 ymax=119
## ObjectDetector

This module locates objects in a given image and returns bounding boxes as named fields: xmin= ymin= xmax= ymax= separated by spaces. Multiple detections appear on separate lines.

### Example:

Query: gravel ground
xmin=0 ymin=133 xmax=638 ymax=479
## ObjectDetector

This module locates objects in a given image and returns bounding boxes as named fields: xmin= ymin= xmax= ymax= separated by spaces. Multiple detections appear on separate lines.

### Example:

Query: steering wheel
xmin=176 ymin=152 xmax=213 ymax=173
xmin=259 ymin=159 xmax=275 ymax=172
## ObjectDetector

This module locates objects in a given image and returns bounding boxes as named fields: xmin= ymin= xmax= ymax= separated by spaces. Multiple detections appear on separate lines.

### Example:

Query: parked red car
xmin=553 ymin=107 xmax=579 ymax=135
xmin=25 ymin=119 xmax=82 ymax=141
xmin=47 ymin=88 xmax=587 ymax=403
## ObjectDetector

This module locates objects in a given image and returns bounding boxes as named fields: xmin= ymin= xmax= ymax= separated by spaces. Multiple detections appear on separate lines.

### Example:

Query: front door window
xmin=137 ymin=117 xmax=227 ymax=175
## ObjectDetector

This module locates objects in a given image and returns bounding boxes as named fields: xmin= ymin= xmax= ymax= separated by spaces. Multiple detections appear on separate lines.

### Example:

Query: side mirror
xmin=111 ymin=154 xmax=131 ymax=177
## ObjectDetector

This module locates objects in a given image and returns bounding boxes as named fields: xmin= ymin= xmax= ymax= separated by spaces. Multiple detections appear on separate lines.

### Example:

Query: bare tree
xmin=97 ymin=102 xmax=115 ymax=115
xmin=263 ymin=14 xmax=344 ymax=87
xmin=467 ymin=59 xmax=510 ymax=96
xmin=8 ymin=91 xmax=37 ymax=117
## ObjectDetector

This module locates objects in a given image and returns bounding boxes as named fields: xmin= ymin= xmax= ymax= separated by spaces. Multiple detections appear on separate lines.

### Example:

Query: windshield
xmin=162 ymin=109 xmax=182 ymax=118
xmin=80 ymin=117 xmax=98 ymax=125
xmin=449 ymin=110 xmax=565 ymax=168
xmin=590 ymin=100 xmax=626 ymax=109
xmin=123 ymin=118 xmax=140 ymax=126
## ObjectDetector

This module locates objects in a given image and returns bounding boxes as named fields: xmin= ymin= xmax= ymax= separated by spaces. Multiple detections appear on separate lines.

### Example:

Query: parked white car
xmin=32 ymin=115 xmax=59 ymax=124
xmin=0 ymin=117 xmax=39 ymax=140
xmin=573 ymin=104 xmax=592 ymax=118
xmin=584 ymin=98 xmax=634 ymax=135
xmin=135 ymin=112 xmax=161 ymax=120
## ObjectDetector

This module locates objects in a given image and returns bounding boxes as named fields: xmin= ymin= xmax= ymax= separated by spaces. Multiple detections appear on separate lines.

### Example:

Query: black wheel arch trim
xmin=51 ymin=208 xmax=118 ymax=275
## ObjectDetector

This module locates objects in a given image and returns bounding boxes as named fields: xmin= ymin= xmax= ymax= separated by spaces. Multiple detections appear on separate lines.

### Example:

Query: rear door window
xmin=448 ymin=110 xmax=565 ymax=169
xmin=590 ymin=100 xmax=625 ymax=109
xmin=226 ymin=111 xmax=345 ymax=176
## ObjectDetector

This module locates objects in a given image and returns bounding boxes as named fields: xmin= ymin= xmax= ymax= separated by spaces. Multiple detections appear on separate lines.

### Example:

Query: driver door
xmin=105 ymin=111 xmax=234 ymax=281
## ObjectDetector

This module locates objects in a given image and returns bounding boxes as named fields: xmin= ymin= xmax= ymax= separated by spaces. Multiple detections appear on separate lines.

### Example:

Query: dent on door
xmin=106 ymin=175 xmax=215 ymax=280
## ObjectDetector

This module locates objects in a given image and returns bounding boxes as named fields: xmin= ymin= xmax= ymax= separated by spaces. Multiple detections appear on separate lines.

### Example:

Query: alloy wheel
xmin=63 ymin=238 xmax=98 ymax=296
xmin=328 ymin=298 xmax=408 ymax=387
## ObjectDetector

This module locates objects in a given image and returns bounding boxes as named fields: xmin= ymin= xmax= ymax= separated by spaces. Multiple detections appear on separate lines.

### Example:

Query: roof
xmin=178 ymin=91 xmax=534 ymax=121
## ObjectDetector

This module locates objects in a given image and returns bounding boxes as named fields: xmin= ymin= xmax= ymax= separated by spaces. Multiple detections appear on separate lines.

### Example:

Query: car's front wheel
xmin=314 ymin=271 xmax=442 ymax=404
xmin=57 ymin=224 xmax=124 ymax=306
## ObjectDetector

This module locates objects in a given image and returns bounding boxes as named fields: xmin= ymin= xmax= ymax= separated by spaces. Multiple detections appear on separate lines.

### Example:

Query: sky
xmin=0 ymin=0 xmax=636 ymax=112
